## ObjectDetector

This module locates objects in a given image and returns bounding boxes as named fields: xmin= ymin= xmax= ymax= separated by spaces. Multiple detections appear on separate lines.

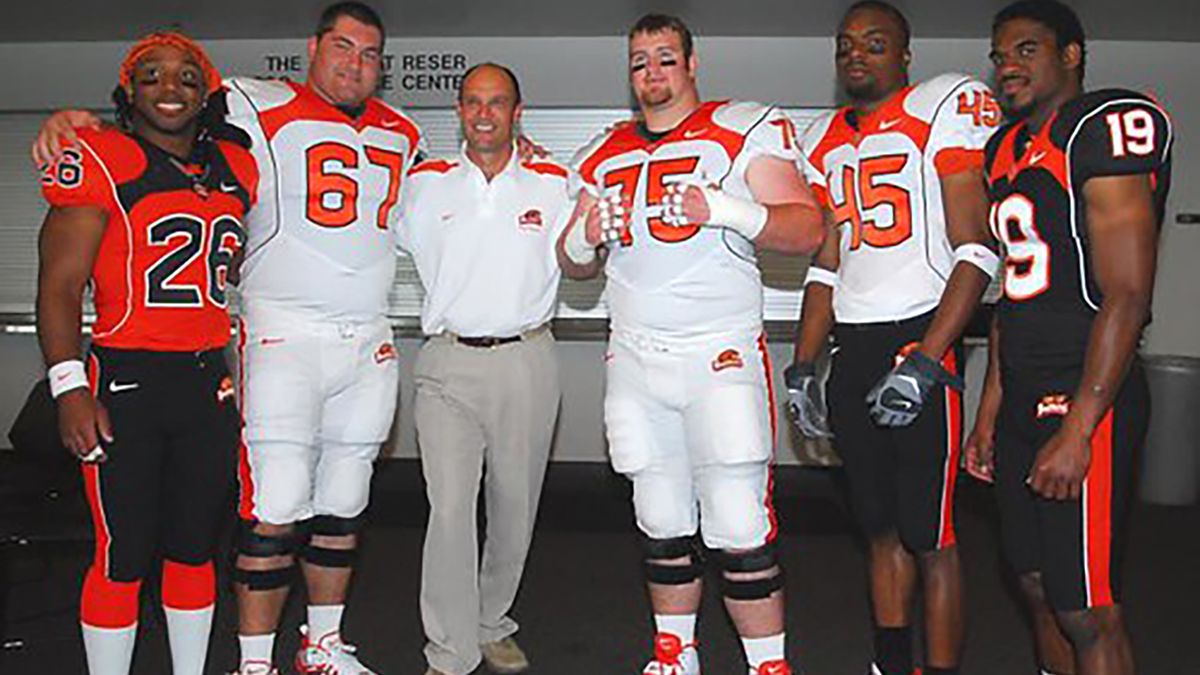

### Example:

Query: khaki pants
xmin=415 ymin=330 xmax=560 ymax=675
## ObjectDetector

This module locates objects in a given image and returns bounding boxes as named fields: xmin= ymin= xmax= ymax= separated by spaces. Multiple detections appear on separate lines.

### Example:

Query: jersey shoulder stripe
xmin=710 ymin=100 xmax=774 ymax=135
xmin=902 ymin=72 xmax=977 ymax=122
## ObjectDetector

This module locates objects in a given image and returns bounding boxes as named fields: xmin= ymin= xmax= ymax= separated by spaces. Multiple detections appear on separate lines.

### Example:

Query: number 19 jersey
xmin=984 ymin=89 xmax=1172 ymax=372
xmin=571 ymin=101 xmax=801 ymax=338
xmin=226 ymin=78 xmax=423 ymax=322
xmin=802 ymin=73 xmax=1000 ymax=324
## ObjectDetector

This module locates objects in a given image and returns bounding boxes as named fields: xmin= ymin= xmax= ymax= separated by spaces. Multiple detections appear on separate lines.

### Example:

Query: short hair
xmin=315 ymin=2 xmax=385 ymax=41
xmin=843 ymin=1 xmax=911 ymax=49
xmin=459 ymin=62 xmax=523 ymax=105
xmin=628 ymin=13 xmax=694 ymax=60
xmin=993 ymin=0 xmax=1086 ymax=78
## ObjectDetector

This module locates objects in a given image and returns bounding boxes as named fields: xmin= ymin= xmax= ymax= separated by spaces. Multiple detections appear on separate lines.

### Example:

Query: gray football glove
xmin=866 ymin=350 xmax=964 ymax=428
xmin=784 ymin=362 xmax=833 ymax=439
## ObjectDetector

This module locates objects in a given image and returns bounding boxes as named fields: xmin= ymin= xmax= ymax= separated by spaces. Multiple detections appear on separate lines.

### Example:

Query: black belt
xmin=456 ymin=335 xmax=523 ymax=348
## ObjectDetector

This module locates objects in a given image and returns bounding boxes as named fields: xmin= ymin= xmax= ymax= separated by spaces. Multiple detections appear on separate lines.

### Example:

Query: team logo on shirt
xmin=375 ymin=342 xmax=398 ymax=364
xmin=1036 ymin=394 xmax=1072 ymax=419
xmin=711 ymin=348 xmax=745 ymax=372
xmin=518 ymin=209 xmax=544 ymax=232
xmin=217 ymin=376 xmax=235 ymax=404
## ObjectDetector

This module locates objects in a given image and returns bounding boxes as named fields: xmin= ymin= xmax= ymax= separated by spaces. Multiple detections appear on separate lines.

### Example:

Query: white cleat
xmin=641 ymin=632 xmax=700 ymax=675
xmin=294 ymin=625 xmax=378 ymax=675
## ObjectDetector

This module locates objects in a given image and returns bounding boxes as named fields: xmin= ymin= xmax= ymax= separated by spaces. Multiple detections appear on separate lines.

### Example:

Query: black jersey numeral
xmin=146 ymin=215 xmax=245 ymax=308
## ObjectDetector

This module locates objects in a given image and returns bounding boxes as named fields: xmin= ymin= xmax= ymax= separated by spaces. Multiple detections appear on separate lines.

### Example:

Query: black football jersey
xmin=984 ymin=89 xmax=1172 ymax=370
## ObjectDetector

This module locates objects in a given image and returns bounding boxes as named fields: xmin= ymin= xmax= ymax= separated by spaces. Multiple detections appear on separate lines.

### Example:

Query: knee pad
xmin=642 ymin=535 xmax=703 ymax=586
xmin=302 ymin=514 xmax=365 ymax=568
xmin=233 ymin=521 xmax=300 ymax=590
xmin=162 ymin=559 xmax=215 ymax=611
xmin=81 ymin=565 xmax=142 ymax=628
xmin=313 ymin=442 xmax=379 ymax=518
xmin=714 ymin=543 xmax=785 ymax=601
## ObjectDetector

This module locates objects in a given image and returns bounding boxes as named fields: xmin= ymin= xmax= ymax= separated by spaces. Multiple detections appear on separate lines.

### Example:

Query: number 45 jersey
xmin=984 ymin=89 xmax=1172 ymax=371
xmin=802 ymin=73 xmax=1001 ymax=325
xmin=226 ymin=77 xmax=423 ymax=322
xmin=571 ymin=100 xmax=802 ymax=338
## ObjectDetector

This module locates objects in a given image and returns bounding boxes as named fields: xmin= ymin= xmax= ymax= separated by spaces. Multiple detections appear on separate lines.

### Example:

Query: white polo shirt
xmin=397 ymin=147 xmax=572 ymax=337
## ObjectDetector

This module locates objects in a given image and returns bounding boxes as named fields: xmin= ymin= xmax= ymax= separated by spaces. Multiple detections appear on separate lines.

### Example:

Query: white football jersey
xmin=571 ymin=100 xmax=801 ymax=337
xmin=801 ymin=73 xmax=1001 ymax=323
xmin=225 ymin=77 xmax=423 ymax=322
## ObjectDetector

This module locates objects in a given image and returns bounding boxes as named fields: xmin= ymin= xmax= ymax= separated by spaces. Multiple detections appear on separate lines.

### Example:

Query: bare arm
xmin=555 ymin=189 xmax=606 ymax=280
xmin=915 ymin=167 xmax=996 ymax=360
xmin=1028 ymin=173 xmax=1158 ymax=499
xmin=965 ymin=311 xmax=1003 ymax=481
xmin=744 ymin=155 xmax=826 ymax=254
xmin=31 ymin=110 xmax=104 ymax=168
xmin=791 ymin=211 xmax=841 ymax=365
xmin=37 ymin=205 xmax=113 ymax=458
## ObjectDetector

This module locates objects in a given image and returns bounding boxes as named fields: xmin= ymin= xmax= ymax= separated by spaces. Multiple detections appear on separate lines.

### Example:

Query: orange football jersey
xmin=40 ymin=126 xmax=258 ymax=350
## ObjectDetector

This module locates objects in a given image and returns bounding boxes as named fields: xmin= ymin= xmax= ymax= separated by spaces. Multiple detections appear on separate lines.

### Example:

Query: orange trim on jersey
xmin=522 ymin=160 xmax=569 ymax=179
xmin=937 ymin=348 xmax=962 ymax=549
xmin=258 ymin=81 xmax=422 ymax=152
xmin=408 ymin=159 xmax=458 ymax=176
xmin=757 ymin=333 xmax=779 ymax=543
xmin=236 ymin=318 xmax=257 ymax=522
xmin=934 ymin=147 xmax=984 ymax=176
xmin=1084 ymin=409 xmax=1116 ymax=607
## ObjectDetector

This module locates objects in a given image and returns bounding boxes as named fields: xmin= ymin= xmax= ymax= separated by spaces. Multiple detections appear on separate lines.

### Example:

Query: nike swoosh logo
xmin=220 ymin=181 xmax=239 ymax=193
xmin=1029 ymin=151 xmax=1047 ymax=165
xmin=683 ymin=129 xmax=705 ymax=139
xmin=109 ymin=381 xmax=139 ymax=393
xmin=879 ymin=118 xmax=902 ymax=131
xmin=382 ymin=119 xmax=402 ymax=129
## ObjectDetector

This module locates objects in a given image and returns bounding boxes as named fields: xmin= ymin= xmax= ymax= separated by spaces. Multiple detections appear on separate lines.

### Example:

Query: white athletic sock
xmin=308 ymin=604 xmax=345 ymax=642
xmin=742 ymin=633 xmax=785 ymax=670
xmin=654 ymin=613 xmax=697 ymax=645
xmin=164 ymin=605 xmax=214 ymax=675
xmin=82 ymin=623 xmax=138 ymax=675
xmin=238 ymin=632 xmax=276 ymax=672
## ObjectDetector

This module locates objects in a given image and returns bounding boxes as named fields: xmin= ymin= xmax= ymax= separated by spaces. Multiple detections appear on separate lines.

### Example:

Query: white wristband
xmin=563 ymin=220 xmax=596 ymax=265
xmin=804 ymin=265 xmax=839 ymax=288
xmin=48 ymin=359 xmax=88 ymax=398
xmin=699 ymin=186 xmax=769 ymax=241
xmin=953 ymin=242 xmax=1001 ymax=279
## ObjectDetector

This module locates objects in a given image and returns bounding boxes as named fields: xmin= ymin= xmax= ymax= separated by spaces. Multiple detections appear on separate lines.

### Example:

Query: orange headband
xmin=119 ymin=31 xmax=223 ymax=96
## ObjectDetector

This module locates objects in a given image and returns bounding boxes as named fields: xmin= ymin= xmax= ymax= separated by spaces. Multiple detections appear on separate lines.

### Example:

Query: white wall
xmin=2 ymin=36 xmax=1196 ymax=460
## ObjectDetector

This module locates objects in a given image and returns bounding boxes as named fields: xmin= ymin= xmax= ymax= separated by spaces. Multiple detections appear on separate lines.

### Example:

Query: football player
xmin=36 ymin=32 xmax=255 ymax=675
xmin=786 ymin=3 xmax=1001 ymax=674
xmin=557 ymin=13 xmax=824 ymax=675
xmin=969 ymin=2 xmax=1172 ymax=675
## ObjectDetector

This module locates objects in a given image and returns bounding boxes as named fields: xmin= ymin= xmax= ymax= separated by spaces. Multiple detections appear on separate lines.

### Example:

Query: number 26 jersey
xmin=984 ymin=89 xmax=1172 ymax=369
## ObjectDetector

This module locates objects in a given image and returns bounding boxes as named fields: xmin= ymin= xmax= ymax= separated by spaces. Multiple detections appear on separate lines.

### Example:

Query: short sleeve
xmin=928 ymin=78 xmax=1002 ymax=177
xmin=1072 ymin=99 xmax=1172 ymax=181
xmin=39 ymin=139 xmax=116 ymax=213
xmin=743 ymin=106 xmax=803 ymax=164
xmin=799 ymin=121 xmax=832 ymax=210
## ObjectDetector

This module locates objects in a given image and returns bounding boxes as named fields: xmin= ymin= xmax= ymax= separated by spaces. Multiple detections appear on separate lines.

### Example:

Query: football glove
xmin=866 ymin=350 xmax=963 ymax=428
xmin=784 ymin=362 xmax=833 ymax=439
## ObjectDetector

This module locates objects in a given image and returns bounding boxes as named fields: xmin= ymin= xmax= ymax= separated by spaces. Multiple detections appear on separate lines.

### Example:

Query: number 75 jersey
xmin=802 ymin=74 xmax=1001 ymax=324
xmin=225 ymin=77 xmax=422 ymax=322
xmin=571 ymin=100 xmax=802 ymax=337
xmin=983 ymin=89 xmax=1172 ymax=334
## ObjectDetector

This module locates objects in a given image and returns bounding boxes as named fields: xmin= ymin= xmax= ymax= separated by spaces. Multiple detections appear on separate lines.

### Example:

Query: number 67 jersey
xmin=225 ymin=77 xmax=422 ymax=322
xmin=984 ymin=89 xmax=1172 ymax=371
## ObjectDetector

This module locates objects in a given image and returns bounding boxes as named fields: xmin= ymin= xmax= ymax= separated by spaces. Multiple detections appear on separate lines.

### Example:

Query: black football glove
xmin=784 ymin=362 xmax=833 ymax=439
xmin=866 ymin=350 xmax=963 ymax=427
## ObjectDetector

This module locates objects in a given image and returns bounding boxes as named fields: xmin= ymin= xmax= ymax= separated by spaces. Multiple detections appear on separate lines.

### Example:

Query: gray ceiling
xmin=2 ymin=0 xmax=1197 ymax=43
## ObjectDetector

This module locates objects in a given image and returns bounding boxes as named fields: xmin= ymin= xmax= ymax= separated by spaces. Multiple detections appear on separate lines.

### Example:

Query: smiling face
xmin=307 ymin=15 xmax=384 ymax=107
xmin=991 ymin=17 xmax=1081 ymax=122
xmin=628 ymin=28 xmax=697 ymax=113
xmin=836 ymin=6 xmax=910 ymax=105
xmin=458 ymin=65 xmax=522 ymax=155
xmin=127 ymin=44 xmax=206 ymax=138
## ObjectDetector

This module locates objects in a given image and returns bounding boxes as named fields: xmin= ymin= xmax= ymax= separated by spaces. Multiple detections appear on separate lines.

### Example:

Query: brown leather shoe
xmin=480 ymin=636 xmax=530 ymax=674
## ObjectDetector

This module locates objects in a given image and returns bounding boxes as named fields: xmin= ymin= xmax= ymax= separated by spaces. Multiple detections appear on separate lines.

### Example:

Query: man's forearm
xmin=917 ymin=264 xmax=991 ymax=360
xmin=793 ymin=282 xmax=834 ymax=365
xmin=1067 ymin=292 xmax=1150 ymax=436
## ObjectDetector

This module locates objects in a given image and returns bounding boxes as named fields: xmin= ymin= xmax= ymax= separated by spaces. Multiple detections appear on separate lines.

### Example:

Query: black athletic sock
xmin=873 ymin=625 xmax=913 ymax=675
